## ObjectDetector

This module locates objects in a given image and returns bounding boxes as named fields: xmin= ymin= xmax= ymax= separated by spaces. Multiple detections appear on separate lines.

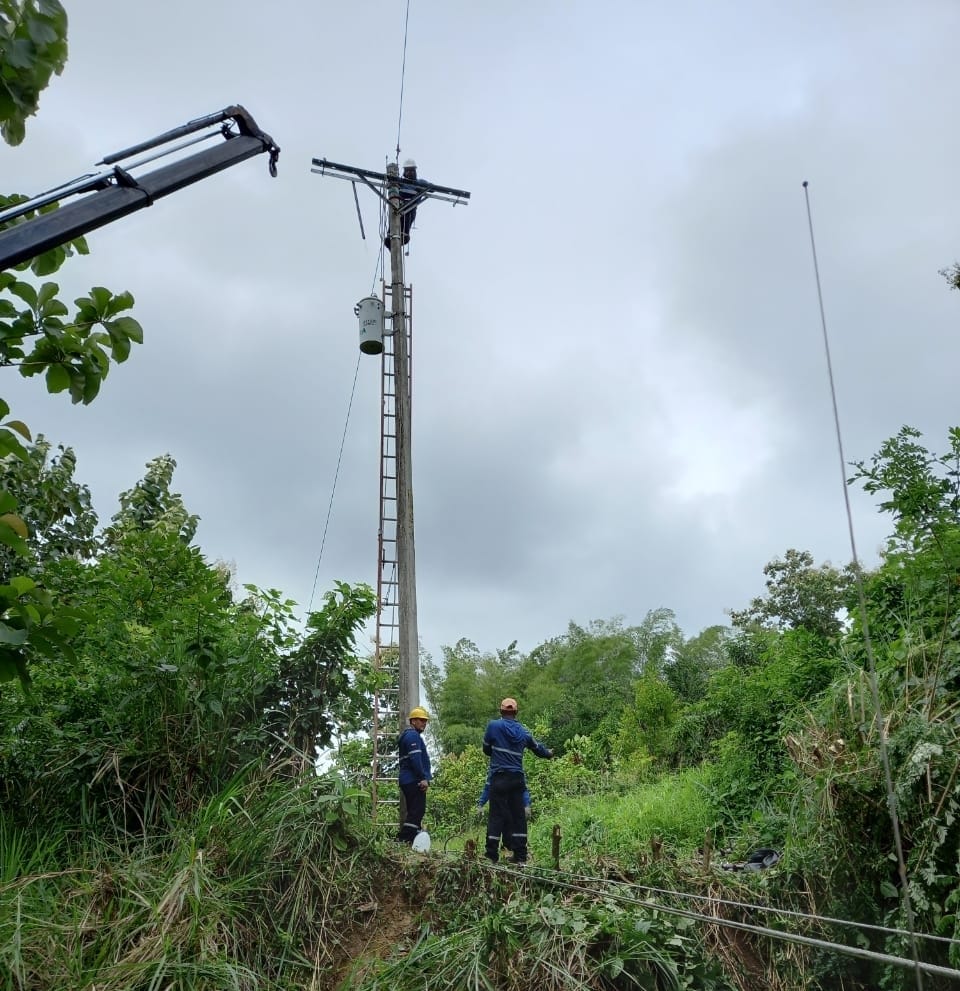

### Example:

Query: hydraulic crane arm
xmin=0 ymin=105 xmax=280 ymax=271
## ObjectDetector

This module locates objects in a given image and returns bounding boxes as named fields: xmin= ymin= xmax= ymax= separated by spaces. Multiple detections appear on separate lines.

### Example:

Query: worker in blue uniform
xmin=482 ymin=697 xmax=553 ymax=863
xmin=477 ymin=769 xmax=531 ymax=855
xmin=397 ymin=706 xmax=432 ymax=844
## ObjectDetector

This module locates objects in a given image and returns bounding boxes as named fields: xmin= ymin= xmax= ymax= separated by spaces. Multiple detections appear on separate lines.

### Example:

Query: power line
xmin=307 ymin=352 xmax=362 ymax=615
xmin=482 ymin=862 xmax=960 ymax=983
xmin=395 ymin=0 xmax=412 ymax=161
xmin=802 ymin=180 xmax=923 ymax=991
xmin=522 ymin=864 xmax=960 ymax=949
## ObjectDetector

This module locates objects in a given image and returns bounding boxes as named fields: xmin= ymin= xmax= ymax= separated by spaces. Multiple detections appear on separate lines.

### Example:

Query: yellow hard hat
xmin=409 ymin=706 xmax=430 ymax=721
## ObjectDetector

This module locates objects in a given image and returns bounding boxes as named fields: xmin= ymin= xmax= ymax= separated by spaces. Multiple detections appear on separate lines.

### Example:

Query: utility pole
xmin=384 ymin=162 xmax=418 ymax=729
xmin=311 ymin=156 xmax=470 ymax=820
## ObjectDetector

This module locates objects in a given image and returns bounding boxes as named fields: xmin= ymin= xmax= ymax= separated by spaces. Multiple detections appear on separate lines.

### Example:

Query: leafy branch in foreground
xmin=0 ymin=0 xmax=68 ymax=146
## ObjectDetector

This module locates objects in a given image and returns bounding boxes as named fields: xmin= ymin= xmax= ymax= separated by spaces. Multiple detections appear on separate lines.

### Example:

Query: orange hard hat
xmin=499 ymin=698 xmax=518 ymax=713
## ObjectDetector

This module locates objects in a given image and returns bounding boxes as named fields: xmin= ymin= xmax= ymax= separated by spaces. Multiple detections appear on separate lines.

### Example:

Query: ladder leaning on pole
xmin=371 ymin=280 xmax=413 ymax=823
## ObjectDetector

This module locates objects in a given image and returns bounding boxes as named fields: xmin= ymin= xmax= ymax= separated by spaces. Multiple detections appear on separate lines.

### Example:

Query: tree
xmin=665 ymin=624 xmax=730 ymax=702
xmin=260 ymin=581 xmax=377 ymax=771
xmin=849 ymin=426 xmax=960 ymax=646
xmin=939 ymin=263 xmax=960 ymax=293
xmin=729 ymin=548 xmax=854 ymax=638
xmin=615 ymin=674 xmax=678 ymax=766
xmin=0 ymin=0 xmax=68 ymax=146
xmin=518 ymin=614 xmax=681 ymax=750
xmin=423 ymin=637 xmax=521 ymax=755
xmin=0 ymin=433 xmax=96 ymax=581
xmin=850 ymin=425 xmax=960 ymax=554
xmin=104 ymin=454 xmax=198 ymax=546
xmin=0 ymin=13 xmax=145 ymax=689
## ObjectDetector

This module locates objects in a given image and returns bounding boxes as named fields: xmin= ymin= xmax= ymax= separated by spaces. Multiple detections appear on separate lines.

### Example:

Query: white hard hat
xmin=403 ymin=158 xmax=417 ymax=169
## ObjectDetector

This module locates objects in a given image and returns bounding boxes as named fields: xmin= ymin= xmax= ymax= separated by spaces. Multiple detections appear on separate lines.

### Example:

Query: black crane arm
xmin=0 ymin=105 xmax=280 ymax=271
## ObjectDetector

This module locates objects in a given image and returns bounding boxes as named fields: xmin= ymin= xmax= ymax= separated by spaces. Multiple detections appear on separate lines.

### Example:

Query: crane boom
xmin=0 ymin=105 xmax=280 ymax=271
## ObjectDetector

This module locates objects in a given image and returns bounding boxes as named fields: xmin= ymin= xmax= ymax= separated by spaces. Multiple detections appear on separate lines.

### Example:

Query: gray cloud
xmin=3 ymin=0 xmax=958 ymax=665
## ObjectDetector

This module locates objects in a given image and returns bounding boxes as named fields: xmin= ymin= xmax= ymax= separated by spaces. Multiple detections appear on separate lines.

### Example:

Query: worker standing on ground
xmin=477 ymin=769 xmax=531 ymax=856
xmin=482 ymin=698 xmax=553 ymax=864
xmin=397 ymin=706 xmax=432 ymax=844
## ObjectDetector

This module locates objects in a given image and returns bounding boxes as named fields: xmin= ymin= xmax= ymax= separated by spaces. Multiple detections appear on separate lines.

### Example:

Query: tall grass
xmin=0 ymin=759 xmax=388 ymax=990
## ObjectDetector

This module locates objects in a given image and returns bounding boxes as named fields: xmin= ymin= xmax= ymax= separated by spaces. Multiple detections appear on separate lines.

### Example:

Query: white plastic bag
xmin=411 ymin=830 xmax=431 ymax=853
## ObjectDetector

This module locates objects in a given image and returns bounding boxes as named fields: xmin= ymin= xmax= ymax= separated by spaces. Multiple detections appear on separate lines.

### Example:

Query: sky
xmin=2 ymin=0 xmax=959 ymax=668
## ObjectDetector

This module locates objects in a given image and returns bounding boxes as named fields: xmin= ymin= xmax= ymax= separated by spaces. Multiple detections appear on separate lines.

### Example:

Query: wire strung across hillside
xmin=480 ymin=862 xmax=960 ymax=983
xmin=802 ymin=182 xmax=923 ymax=990
xmin=518 ymin=863 xmax=960 ymax=951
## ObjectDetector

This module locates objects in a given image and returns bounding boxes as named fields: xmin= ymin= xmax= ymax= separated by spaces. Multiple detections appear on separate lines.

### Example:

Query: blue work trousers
xmin=486 ymin=771 xmax=527 ymax=862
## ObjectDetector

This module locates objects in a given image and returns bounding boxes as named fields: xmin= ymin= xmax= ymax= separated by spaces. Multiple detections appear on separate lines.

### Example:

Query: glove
xmin=524 ymin=805 xmax=532 ymax=820
xmin=474 ymin=805 xmax=485 ymax=819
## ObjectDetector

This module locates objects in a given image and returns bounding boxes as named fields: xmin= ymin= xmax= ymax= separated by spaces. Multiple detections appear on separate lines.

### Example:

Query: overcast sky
xmin=3 ymin=1 xmax=958 ymax=666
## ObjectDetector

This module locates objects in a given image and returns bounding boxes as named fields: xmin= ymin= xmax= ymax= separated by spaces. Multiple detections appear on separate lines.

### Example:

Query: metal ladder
xmin=371 ymin=280 xmax=413 ymax=822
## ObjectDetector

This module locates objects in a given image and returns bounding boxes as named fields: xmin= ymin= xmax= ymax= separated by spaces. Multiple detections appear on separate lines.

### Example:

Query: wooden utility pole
xmin=311 ymin=156 xmax=470 ymax=822
xmin=385 ymin=161 xmax=419 ymax=730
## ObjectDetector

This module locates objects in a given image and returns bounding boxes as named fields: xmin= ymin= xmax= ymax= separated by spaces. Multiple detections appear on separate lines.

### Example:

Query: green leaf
xmin=45 ymin=362 xmax=70 ymax=393
xmin=0 ymin=428 xmax=29 ymax=462
xmin=0 ymin=513 xmax=28 ymax=539
xmin=31 ymin=247 xmax=65 ymax=276
xmin=27 ymin=16 xmax=59 ymax=46
xmin=0 ymin=519 xmax=29 ymax=555
xmin=37 ymin=282 xmax=60 ymax=307
xmin=8 ymin=575 xmax=36 ymax=595
xmin=107 ymin=315 xmax=143 ymax=344
xmin=109 ymin=291 xmax=135 ymax=314
xmin=43 ymin=298 xmax=68 ymax=317
xmin=0 ymin=623 xmax=29 ymax=646
xmin=4 ymin=419 xmax=32 ymax=441
xmin=4 ymin=38 xmax=35 ymax=71
xmin=104 ymin=322 xmax=131 ymax=362
xmin=88 ymin=286 xmax=112 ymax=313
xmin=9 ymin=281 xmax=37 ymax=308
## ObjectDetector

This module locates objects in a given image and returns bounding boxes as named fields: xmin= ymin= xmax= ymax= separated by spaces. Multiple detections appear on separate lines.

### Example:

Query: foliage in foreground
xmin=346 ymin=860 xmax=733 ymax=991
xmin=0 ymin=761 xmax=386 ymax=990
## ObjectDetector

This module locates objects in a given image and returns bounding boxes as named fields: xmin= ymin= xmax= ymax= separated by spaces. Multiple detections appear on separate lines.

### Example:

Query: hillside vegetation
xmin=1 ymin=427 xmax=959 ymax=989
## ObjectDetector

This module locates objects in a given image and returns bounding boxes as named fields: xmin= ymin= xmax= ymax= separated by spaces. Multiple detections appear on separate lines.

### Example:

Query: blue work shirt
xmin=482 ymin=717 xmax=552 ymax=776
xmin=398 ymin=726 xmax=432 ymax=786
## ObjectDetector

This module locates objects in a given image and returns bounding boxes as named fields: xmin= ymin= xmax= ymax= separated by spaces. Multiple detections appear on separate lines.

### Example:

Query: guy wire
xmin=802 ymin=179 xmax=923 ymax=989
xmin=307 ymin=352 xmax=362 ymax=615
